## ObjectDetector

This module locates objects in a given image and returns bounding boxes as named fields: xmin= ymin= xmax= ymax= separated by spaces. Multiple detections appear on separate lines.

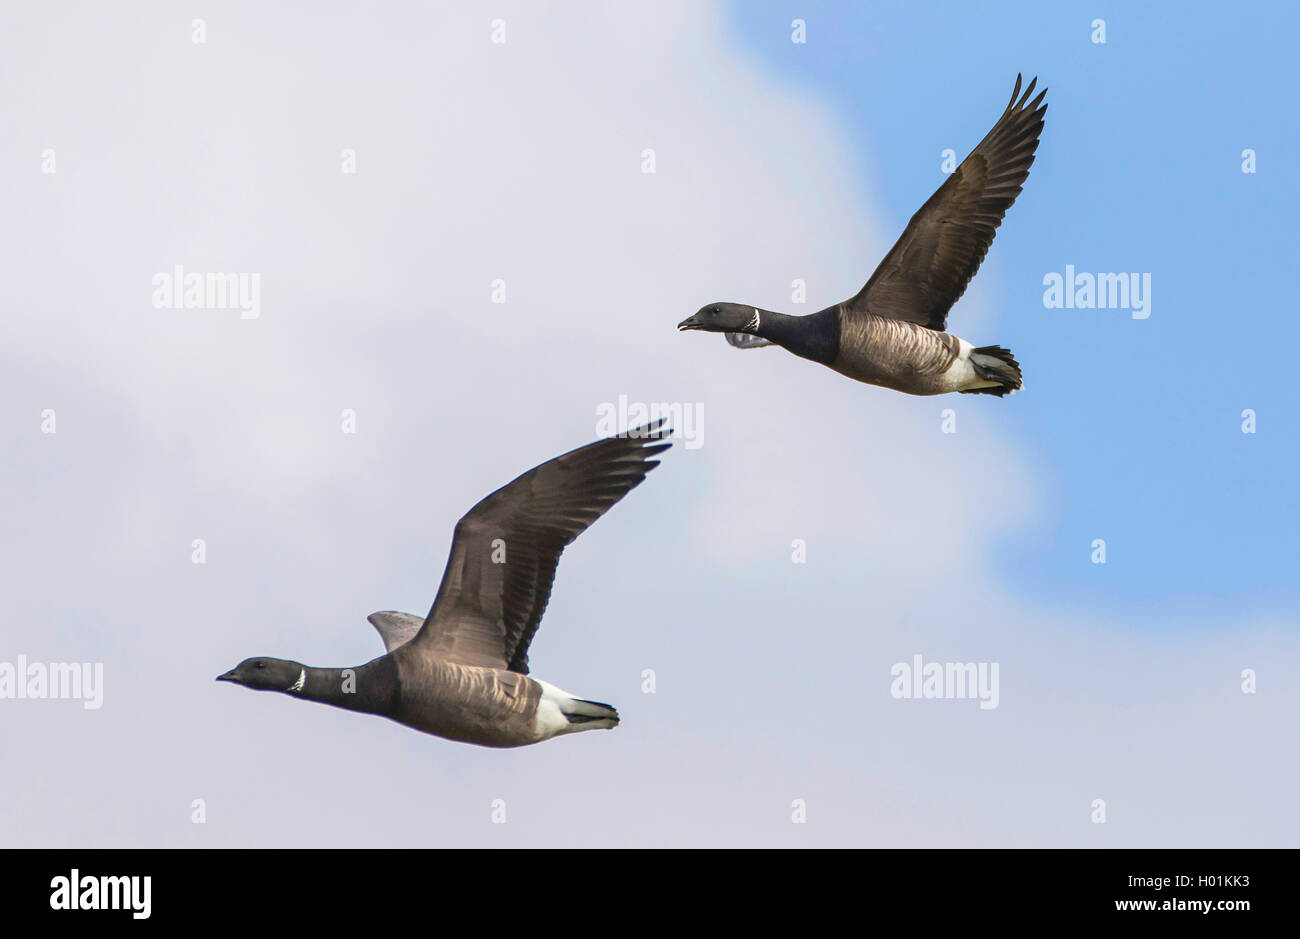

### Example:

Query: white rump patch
xmin=533 ymin=680 xmax=574 ymax=739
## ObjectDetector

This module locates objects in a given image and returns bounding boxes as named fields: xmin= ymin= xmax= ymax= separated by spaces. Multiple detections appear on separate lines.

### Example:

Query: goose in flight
xmin=678 ymin=74 xmax=1047 ymax=397
xmin=217 ymin=422 xmax=671 ymax=748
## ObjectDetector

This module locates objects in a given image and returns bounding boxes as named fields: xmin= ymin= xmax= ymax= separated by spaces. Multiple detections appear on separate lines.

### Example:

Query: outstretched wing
xmin=848 ymin=74 xmax=1047 ymax=331
xmin=408 ymin=422 xmax=672 ymax=674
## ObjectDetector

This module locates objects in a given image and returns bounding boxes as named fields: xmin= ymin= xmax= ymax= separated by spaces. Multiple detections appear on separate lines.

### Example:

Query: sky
xmin=1 ymin=0 xmax=1296 ymax=847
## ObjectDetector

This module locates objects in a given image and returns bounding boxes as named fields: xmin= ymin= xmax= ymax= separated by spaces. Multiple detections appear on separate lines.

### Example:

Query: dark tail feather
xmin=962 ymin=345 xmax=1023 ymax=397
xmin=563 ymin=698 xmax=620 ymax=725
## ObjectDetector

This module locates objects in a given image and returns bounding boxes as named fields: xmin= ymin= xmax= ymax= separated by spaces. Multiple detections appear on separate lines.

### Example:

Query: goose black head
xmin=217 ymin=657 xmax=305 ymax=693
xmin=677 ymin=302 xmax=762 ymax=334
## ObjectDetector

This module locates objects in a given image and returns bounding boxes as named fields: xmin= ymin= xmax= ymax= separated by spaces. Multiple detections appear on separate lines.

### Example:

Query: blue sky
xmin=732 ymin=0 xmax=1300 ymax=618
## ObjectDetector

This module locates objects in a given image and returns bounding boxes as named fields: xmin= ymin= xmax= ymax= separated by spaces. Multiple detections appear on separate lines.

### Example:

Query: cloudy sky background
xmin=2 ymin=0 xmax=1296 ymax=846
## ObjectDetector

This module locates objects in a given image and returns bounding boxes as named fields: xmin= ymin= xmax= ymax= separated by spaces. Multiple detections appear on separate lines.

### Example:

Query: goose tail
xmin=962 ymin=345 xmax=1023 ymax=397
xmin=562 ymin=697 xmax=620 ymax=727
xmin=535 ymin=680 xmax=620 ymax=738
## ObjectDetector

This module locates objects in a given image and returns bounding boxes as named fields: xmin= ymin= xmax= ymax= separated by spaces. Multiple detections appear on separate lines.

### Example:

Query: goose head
xmin=217 ymin=657 xmax=305 ymax=693
xmin=678 ymin=302 xmax=763 ymax=334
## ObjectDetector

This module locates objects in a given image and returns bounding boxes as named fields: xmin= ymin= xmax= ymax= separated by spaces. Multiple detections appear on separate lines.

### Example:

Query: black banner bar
xmin=0 ymin=848 xmax=1282 ymax=924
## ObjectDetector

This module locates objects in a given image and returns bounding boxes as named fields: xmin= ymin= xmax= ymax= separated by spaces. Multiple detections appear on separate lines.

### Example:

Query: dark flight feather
xmin=848 ymin=74 xmax=1048 ymax=331
xmin=411 ymin=422 xmax=672 ymax=673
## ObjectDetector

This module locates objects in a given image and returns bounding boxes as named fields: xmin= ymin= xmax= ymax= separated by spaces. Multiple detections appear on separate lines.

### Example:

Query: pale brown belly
xmin=393 ymin=658 xmax=544 ymax=748
xmin=827 ymin=356 xmax=953 ymax=395
xmin=830 ymin=316 xmax=962 ymax=396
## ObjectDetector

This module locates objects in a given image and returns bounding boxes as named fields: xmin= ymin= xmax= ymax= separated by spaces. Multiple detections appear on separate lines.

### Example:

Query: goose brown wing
xmin=409 ymin=422 xmax=671 ymax=673
xmin=848 ymin=74 xmax=1047 ymax=331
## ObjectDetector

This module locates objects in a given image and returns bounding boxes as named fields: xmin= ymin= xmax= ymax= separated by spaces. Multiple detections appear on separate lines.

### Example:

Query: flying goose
xmin=678 ymin=74 xmax=1047 ymax=397
xmin=217 ymin=422 xmax=671 ymax=748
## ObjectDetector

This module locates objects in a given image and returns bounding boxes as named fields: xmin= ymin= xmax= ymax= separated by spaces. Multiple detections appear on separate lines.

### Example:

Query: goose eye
xmin=255 ymin=662 xmax=265 ymax=669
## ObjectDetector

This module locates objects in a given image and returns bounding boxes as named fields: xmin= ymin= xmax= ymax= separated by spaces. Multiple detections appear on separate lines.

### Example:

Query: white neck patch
xmin=287 ymin=669 xmax=305 ymax=694
xmin=744 ymin=308 xmax=761 ymax=333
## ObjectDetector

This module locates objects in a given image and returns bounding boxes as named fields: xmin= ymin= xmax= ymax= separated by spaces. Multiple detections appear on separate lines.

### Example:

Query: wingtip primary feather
xmin=1008 ymin=74 xmax=1045 ymax=114
xmin=619 ymin=419 xmax=674 ymax=443
xmin=1018 ymin=76 xmax=1038 ymax=108
xmin=1007 ymin=73 xmax=1023 ymax=110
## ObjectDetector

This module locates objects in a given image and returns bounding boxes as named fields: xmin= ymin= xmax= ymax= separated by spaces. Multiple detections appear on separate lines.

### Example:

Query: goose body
xmin=218 ymin=423 xmax=671 ymax=748
xmin=384 ymin=654 xmax=607 ymax=748
xmin=679 ymin=75 xmax=1046 ymax=398
xmin=829 ymin=311 xmax=1001 ymax=396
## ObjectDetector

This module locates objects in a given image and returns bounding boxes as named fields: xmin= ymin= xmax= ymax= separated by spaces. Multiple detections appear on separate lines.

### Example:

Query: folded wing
xmin=725 ymin=332 xmax=775 ymax=349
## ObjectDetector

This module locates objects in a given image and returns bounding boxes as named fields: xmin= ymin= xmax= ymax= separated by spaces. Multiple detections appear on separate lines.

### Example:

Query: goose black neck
xmin=756 ymin=307 xmax=840 ymax=365
xmin=293 ymin=657 xmax=400 ymax=716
